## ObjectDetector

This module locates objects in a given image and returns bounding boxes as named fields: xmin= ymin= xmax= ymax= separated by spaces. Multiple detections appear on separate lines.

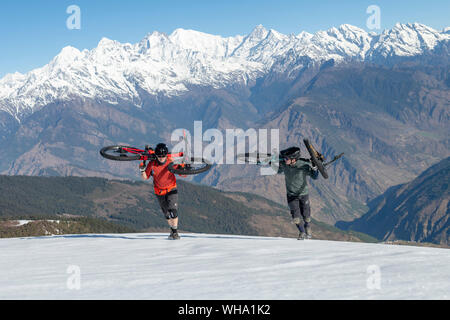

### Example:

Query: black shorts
xmin=156 ymin=189 xmax=178 ymax=219
xmin=287 ymin=194 xmax=311 ymax=223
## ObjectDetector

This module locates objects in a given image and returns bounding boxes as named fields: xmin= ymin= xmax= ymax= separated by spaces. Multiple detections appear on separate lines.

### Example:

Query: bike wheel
xmin=168 ymin=157 xmax=212 ymax=175
xmin=303 ymin=139 xmax=328 ymax=179
xmin=236 ymin=153 xmax=273 ymax=165
xmin=100 ymin=145 xmax=143 ymax=161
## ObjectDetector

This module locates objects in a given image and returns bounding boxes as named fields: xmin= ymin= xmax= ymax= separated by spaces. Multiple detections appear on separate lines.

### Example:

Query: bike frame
xmin=120 ymin=146 xmax=184 ymax=162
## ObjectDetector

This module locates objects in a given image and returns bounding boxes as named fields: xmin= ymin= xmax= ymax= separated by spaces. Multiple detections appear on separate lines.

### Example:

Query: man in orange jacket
xmin=140 ymin=143 xmax=181 ymax=240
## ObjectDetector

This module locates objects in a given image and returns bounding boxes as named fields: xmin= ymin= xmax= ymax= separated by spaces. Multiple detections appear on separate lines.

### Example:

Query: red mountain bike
xmin=100 ymin=145 xmax=212 ymax=175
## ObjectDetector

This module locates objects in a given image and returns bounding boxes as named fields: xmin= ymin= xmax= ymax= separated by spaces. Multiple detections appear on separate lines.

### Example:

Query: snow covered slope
xmin=0 ymin=23 xmax=448 ymax=121
xmin=0 ymin=233 xmax=448 ymax=299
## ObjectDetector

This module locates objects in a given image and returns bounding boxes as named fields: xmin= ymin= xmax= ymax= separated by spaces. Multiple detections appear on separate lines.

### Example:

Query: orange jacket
xmin=145 ymin=157 xmax=181 ymax=195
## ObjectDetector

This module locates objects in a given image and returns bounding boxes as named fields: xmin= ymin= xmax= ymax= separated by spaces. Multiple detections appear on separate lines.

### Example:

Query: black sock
xmin=171 ymin=226 xmax=178 ymax=233
xmin=296 ymin=224 xmax=305 ymax=233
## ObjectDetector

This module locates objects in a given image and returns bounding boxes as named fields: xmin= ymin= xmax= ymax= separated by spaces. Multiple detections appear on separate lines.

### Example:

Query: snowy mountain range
xmin=0 ymin=22 xmax=448 ymax=233
xmin=1 ymin=23 xmax=449 ymax=121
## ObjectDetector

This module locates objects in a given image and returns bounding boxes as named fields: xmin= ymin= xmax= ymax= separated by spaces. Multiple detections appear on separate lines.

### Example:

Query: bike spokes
xmin=168 ymin=157 xmax=212 ymax=175
xmin=100 ymin=145 xmax=143 ymax=161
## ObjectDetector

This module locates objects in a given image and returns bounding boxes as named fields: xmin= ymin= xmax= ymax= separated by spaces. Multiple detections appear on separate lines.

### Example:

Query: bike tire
xmin=168 ymin=157 xmax=212 ymax=175
xmin=100 ymin=145 xmax=142 ymax=161
xmin=303 ymin=139 xmax=328 ymax=179
xmin=236 ymin=153 xmax=273 ymax=165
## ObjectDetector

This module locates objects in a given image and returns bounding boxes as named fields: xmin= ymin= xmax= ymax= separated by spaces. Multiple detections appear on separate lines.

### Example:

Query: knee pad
xmin=304 ymin=217 xmax=311 ymax=223
xmin=163 ymin=211 xmax=171 ymax=220
xmin=165 ymin=209 xmax=178 ymax=219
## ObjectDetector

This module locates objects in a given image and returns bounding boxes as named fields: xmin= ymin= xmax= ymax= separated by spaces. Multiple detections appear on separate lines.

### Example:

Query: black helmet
xmin=155 ymin=143 xmax=168 ymax=157
xmin=281 ymin=147 xmax=301 ymax=160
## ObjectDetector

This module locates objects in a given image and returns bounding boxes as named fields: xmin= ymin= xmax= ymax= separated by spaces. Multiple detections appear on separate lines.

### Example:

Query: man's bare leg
xmin=168 ymin=217 xmax=178 ymax=229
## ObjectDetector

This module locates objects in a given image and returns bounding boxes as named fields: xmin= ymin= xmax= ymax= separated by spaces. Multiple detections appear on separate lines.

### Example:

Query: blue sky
xmin=1 ymin=0 xmax=449 ymax=77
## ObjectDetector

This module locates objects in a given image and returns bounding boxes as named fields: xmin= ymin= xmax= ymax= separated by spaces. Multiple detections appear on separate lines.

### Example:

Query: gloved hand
xmin=139 ymin=161 xmax=147 ymax=173
xmin=311 ymin=164 xmax=318 ymax=171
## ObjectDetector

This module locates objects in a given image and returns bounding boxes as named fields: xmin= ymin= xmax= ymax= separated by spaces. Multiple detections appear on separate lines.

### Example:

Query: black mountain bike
xmin=236 ymin=139 xmax=343 ymax=179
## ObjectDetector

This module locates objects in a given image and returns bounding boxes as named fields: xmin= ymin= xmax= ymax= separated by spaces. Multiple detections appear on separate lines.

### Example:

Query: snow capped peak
xmin=2 ymin=71 xmax=24 ymax=82
xmin=398 ymin=22 xmax=437 ymax=32
xmin=170 ymin=27 xmax=208 ymax=38
xmin=411 ymin=22 xmax=435 ymax=30
xmin=169 ymin=27 xmax=204 ymax=42
xmin=48 ymin=46 xmax=83 ymax=70
xmin=169 ymin=27 xmax=243 ymax=44
xmin=338 ymin=24 xmax=368 ymax=36
xmin=59 ymin=46 xmax=82 ymax=56
xmin=138 ymin=31 xmax=170 ymax=52
xmin=393 ymin=22 xmax=404 ymax=29
xmin=168 ymin=27 xmax=242 ymax=57
xmin=372 ymin=22 xmax=447 ymax=57
xmin=54 ymin=46 xmax=82 ymax=62
xmin=338 ymin=24 xmax=365 ymax=32
xmin=389 ymin=22 xmax=440 ymax=36
xmin=297 ymin=31 xmax=313 ymax=41
xmin=141 ymin=30 xmax=169 ymax=43
xmin=266 ymin=28 xmax=289 ymax=41
xmin=145 ymin=30 xmax=167 ymax=38
xmin=98 ymin=37 xmax=116 ymax=47
xmin=248 ymin=24 xmax=269 ymax=40
xmin=230 ymin=25 xmax=271 ymax=58
xmin=0 ymin=23 xmax=448 ymax=120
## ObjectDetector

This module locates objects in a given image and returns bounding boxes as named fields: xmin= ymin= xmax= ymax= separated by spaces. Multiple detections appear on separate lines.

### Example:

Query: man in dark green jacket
xmin=278 ymin=147 xmax=319 ymax=240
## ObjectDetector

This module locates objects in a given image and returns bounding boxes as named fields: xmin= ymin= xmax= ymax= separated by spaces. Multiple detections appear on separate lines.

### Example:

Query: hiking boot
xmin=297 ymin=232 xmax=307 ymax=240
xmin=168 ymin=229 xmax=180 ymax=240
xmin=305 ymin=226 xmax=312 ymax=239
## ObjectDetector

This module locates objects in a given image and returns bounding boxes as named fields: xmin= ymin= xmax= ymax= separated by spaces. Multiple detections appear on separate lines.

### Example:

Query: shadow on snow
xmin=19 ymin=233 xmax=287 ymax=241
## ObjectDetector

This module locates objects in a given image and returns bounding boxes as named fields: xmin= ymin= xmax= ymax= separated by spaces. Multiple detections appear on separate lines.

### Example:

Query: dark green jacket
xmin=278 ymin=159 xmax=319 ymax=196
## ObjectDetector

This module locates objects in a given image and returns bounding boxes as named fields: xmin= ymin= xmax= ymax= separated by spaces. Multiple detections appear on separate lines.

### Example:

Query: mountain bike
xmin=236 ymin=139 xmax=343 ymax=179
xmin=99 ymin=145 xmax=212 ymax=175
